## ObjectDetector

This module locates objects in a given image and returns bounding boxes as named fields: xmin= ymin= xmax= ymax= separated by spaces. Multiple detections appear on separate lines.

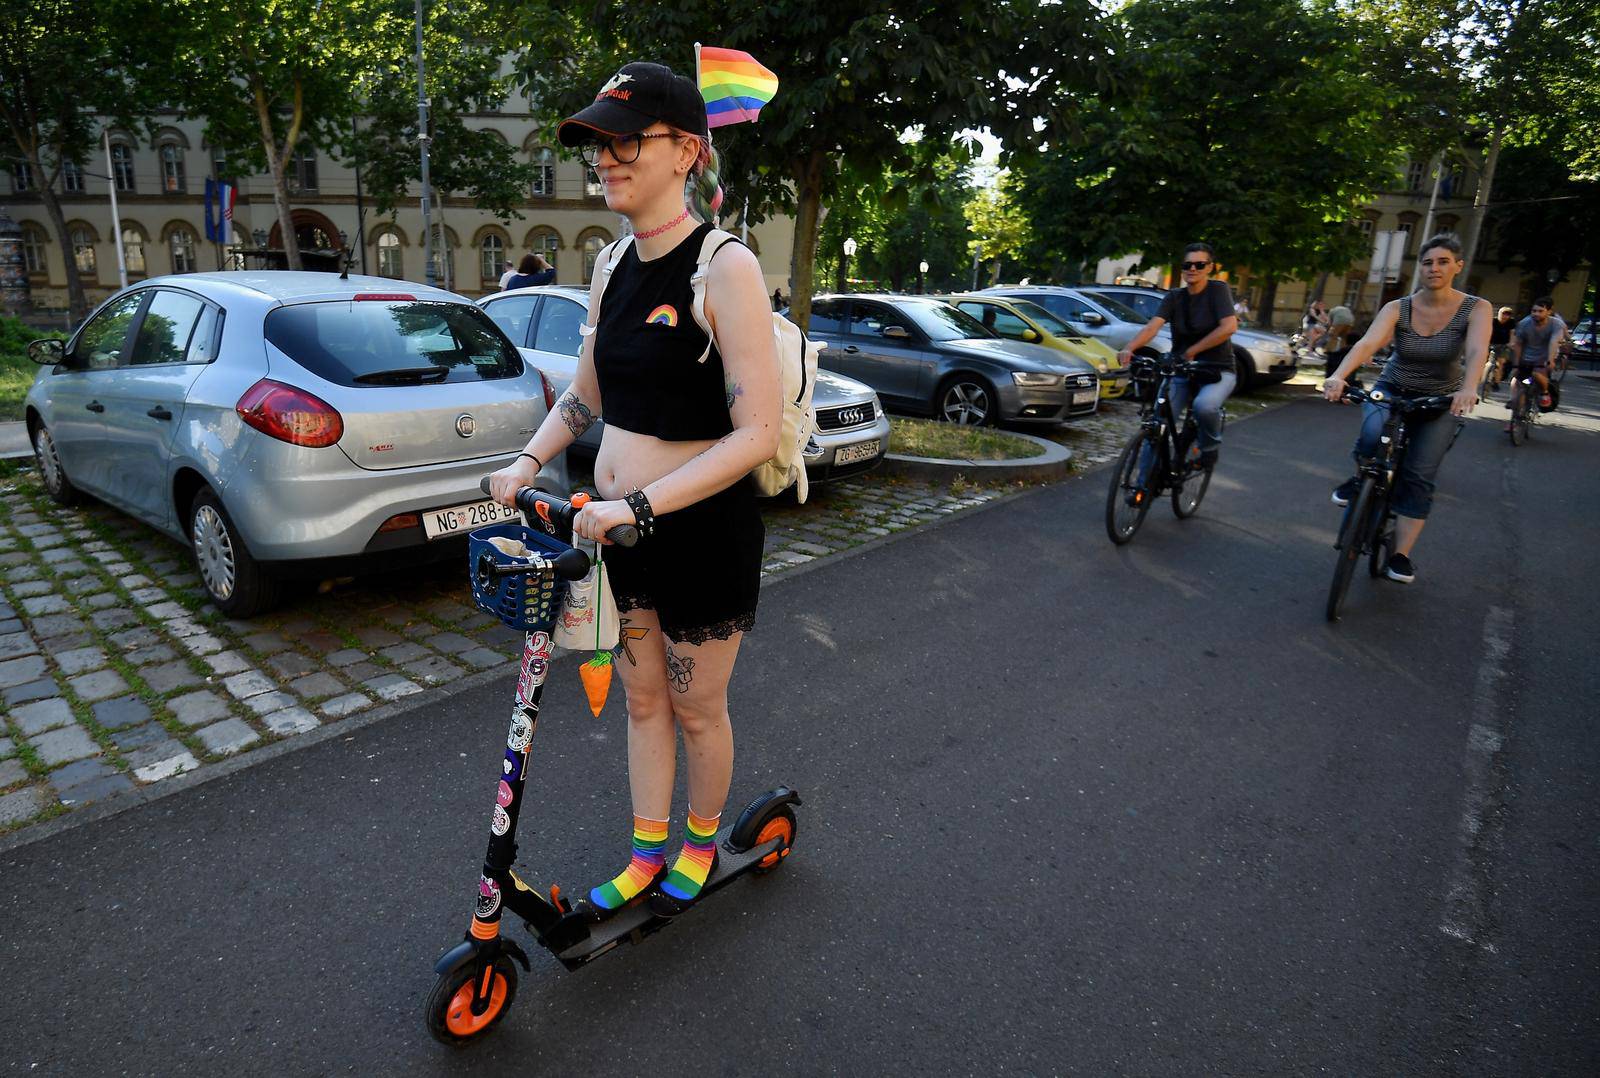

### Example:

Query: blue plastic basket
xmin=467 ymin=523 xmax=573 ymax=632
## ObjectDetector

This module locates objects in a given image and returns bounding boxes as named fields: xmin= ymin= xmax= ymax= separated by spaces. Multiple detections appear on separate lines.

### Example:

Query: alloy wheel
xmin=941 ymin=382 xmax=990 ymax=425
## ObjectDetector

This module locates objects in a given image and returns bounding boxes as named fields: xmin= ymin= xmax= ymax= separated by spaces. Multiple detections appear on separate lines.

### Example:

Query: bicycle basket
xmin=467 ymin=523 xmax=573 ymax=632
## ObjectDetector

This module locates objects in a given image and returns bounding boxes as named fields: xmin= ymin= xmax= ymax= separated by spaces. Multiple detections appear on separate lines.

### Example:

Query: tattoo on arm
xmin=557 ymin=390 xmax=596 ymax=437
xmin=725 ymin=378 xmax=745 ymax=410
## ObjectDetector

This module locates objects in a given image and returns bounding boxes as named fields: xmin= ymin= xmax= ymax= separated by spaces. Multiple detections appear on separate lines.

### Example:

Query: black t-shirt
xmin=1489 ymin=318 xmax=1512 ymax=346
xmin=1158 ymin=280 xmax=1235 ymax=372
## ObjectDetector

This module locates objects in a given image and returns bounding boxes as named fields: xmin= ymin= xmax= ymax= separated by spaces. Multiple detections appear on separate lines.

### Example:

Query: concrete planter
xmin=878 ymin=429 xmax=1073 ymax=483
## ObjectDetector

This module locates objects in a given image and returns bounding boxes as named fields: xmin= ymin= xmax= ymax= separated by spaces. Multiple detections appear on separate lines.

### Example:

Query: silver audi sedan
xmin=24 ymin=273 xmax=566 ymax=617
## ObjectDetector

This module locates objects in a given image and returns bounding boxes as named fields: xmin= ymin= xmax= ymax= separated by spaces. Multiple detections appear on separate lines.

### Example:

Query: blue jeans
xmin=1137 ymin=371 xmax=1237 ymax=486
xmin=1351 ymin=383 xmax=1462 ymax=519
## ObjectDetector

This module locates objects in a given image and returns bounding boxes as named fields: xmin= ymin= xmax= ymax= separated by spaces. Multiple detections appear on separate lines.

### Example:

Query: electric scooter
xmin=424 ymin=480 xmax=802 ymax=1046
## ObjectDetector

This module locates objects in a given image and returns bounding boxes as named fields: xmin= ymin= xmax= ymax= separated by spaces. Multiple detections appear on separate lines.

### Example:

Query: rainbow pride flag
xmin=696 ymin=44 xmax=779 ymax=129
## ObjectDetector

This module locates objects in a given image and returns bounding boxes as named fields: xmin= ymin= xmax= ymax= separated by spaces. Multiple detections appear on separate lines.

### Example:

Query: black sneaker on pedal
xmin=1384 ymin=552 xmax=1416 ymax=583
xmin=1199 ymin=448 xmax=1219 ymax=469
xmin=1331 ymin=478 xmax=1359 ymax=507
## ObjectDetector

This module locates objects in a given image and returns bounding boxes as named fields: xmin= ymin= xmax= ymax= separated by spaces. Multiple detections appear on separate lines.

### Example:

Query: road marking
xmin=1438 ymin=604 xmax=1513 ymax=952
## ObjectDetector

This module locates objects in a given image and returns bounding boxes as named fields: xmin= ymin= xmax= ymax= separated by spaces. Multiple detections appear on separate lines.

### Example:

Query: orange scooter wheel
xmin=425 ymin=956 xmax=519 ymax=1046
xmin=753 ymin=807 xmax=797 ymax=873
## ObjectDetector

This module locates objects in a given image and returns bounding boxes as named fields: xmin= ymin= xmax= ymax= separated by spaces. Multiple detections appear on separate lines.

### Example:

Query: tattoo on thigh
xmin=615 ymin=618 xmax=651 ymax=667
xmin=665 ymin=643 xmax=696 ymax=694
xmin=557 ymin=390 xmax=596 ymax=437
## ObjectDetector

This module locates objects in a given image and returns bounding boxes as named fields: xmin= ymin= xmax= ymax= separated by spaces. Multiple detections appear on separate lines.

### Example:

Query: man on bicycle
xmin=1508 ymin=296 xmax=1565 ymax=422
xmin=1486 ymin=305 xmax=1514 ymax=391
xmin=1117 ymin=242 xmax=1238 ymax=501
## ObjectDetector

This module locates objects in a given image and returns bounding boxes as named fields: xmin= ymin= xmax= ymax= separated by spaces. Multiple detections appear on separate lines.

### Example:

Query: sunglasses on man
xmin=1181 ymin=260 xmax=1211 ymax=271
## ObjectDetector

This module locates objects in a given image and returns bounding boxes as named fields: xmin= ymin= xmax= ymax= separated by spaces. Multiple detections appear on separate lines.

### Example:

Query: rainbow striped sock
xmin=660 ymin=809 xmax=721 ymax=902
xmin=588 ymin=815 xmax=668 ymax=911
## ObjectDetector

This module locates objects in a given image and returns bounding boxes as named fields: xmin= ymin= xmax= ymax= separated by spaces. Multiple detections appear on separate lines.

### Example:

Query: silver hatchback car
xmin=24 ymin=273 xmax=566 ymax=617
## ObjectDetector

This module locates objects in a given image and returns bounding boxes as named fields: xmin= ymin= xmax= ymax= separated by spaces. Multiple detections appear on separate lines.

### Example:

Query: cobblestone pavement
xmin=0 ymin=464 xmax=1004 ymax=836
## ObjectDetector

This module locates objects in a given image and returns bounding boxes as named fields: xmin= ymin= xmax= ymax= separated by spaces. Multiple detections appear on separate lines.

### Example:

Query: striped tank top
xmin=1380 ymin=293 xmax=1478 ymax=395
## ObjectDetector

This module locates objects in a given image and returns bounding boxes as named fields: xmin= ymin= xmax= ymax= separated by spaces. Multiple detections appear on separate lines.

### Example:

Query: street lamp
xmin=842 ymin=237 xmax=857 ymax=294
xmin=252 ymin=227 xmax=267 ymax=249
xmin=919 ymin=259 xmax=929 ymax=294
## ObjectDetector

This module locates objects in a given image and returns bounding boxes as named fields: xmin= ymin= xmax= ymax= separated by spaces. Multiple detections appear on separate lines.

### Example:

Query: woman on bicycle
xmin=1322 ymin=233 xmax=1490 ymax=583
xmin=487 ymin=61 xmax=779 ymax=919
xmin=1117 ymin=242 xmax=1238 ymax=492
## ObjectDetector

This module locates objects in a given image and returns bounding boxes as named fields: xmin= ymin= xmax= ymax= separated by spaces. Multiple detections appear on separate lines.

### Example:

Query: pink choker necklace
xmin=634 ymin=208 xmax=691 ymax=240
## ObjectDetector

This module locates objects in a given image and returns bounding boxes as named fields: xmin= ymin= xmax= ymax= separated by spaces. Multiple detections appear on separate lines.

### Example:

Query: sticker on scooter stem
xmin=502 ymin=749 xmax=524 ymax=781
xmin=496 ymin=780 xmax=514 ymax=808
xmin=491 ymin=805 xmax=511 ymax=836
xmin=476 ymin=875 xmax=502 ymax=918
xmin=507 ymin=710 xmax=533 ymax=752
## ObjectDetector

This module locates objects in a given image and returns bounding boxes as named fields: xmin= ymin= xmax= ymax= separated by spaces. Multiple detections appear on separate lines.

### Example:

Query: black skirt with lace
xmin=602 ymin=476 xmax=763 ymax=646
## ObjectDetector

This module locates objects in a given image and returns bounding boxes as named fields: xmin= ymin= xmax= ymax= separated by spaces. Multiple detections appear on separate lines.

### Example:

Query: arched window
xmin=585 ymin=165 xmax=603 ymax=198
xmin=169 ymin=227 xmax=197 ymax=273
xmin=71 ymin=226 xmax=97 ymax=277
xmin=480 ymin=232 xmax=506 ymax=282
xmin=122 ymin=227 xmax=147 ymax=276
xmin=427 ymin=227 xmax=458 ymax=285
xmin=1395 ymin=212 xmax=1420 ymax=256
xmin=160 ymin=144 xmax=186 ymax=193
xmin=376 ymin=231 xmax=403 ymax=278
xmin=579 ymin=230 xmax=611 ymax=284
xmin=21 ymin=224 xmax=47 ymax=276
xmin=111 ymin=142 xmax=136 ymax=192
xmin=531 ymin=148 xmax=555 ymax=197
xmin=525 ymin=227 xmax=560 ymax=266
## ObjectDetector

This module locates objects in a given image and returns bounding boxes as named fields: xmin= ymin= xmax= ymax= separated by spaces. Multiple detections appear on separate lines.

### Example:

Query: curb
xmin=1 ymin=420 xmax=30 ymax=462
xmin=877 ymin=429 xmax=1073 ymax=483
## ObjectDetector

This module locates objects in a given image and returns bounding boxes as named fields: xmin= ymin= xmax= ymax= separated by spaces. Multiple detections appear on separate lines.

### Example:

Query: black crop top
xmin=593 ymin=221 xmax=735 ymax=441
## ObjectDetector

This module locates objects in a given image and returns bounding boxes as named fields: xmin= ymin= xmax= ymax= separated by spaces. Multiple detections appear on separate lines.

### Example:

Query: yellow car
xmin=947 ymin=293 xmax=1130 ymax=400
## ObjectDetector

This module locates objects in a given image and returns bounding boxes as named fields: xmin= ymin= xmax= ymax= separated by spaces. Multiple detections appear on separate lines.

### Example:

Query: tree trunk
xmin=253 ymin=76 xmax=303 ymax=271
xmin=1460 ymin=125 xmax=1504 ymax=286
xmin=31 ymin=158 xmax=90 ymax=323
xmin=1258 ymin=276 xmax=1280 ymax=331
xmin=787 ymin=150 xmax=826 ymax=332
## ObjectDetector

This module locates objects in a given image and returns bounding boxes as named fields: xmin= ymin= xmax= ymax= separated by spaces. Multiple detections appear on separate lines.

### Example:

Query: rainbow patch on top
xmin=646 ymin=304 xmax=678 ymax=327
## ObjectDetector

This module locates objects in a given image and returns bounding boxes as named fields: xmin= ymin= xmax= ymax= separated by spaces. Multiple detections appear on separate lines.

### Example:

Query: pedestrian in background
xmin=501 ymin=253 xmax=556 ymax=291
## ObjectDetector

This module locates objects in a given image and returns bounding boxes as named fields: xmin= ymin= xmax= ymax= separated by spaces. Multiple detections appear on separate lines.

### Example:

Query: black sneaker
xmin=1199 ymin=448 xmax=1219 ymax=469
xmin=1384 ymin=552 xmax=1416 ymax=583
xmin=1331 ymin=477 xmax=1359 ymax=507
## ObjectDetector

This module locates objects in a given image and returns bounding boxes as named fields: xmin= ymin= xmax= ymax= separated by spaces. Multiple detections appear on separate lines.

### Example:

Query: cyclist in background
xmin=1322 ymin=233 xmax=1490 ymax=584
xmin=1486 ymin=305 xmax=1514 ymax=393
xmin=1508 ymin=297 xmax=1566 ymax=417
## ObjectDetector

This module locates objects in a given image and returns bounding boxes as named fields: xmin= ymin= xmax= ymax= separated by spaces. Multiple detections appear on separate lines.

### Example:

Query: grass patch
xmin=887 ymin=418 xmax=1044 ymax=461
xmin=0 ymin=315 xmax=62 ymax=423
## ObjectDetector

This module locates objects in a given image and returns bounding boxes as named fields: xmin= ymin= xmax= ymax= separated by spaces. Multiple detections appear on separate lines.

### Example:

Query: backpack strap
xmin=577 ymin=235 xmax=635 ymax=339
xmin=688 ymin=228 xmax=744 ymax=363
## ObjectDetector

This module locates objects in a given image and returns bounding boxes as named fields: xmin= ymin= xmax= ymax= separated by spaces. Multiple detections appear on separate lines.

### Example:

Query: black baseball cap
xmin=557 ymin=62 xmax=710 ymax=147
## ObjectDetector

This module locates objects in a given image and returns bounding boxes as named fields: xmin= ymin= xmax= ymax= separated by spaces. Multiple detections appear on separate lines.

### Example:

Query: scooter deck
xmin=551 ymin=830 xmax=782 ymax=968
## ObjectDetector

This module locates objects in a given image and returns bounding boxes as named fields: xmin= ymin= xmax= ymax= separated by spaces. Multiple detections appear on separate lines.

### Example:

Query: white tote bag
xmin=552 ymin=536 xmax=619 ymax=652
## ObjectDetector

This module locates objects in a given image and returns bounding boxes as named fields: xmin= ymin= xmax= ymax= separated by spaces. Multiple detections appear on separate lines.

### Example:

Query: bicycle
xmin=1105 ymin=355 xmax=1226 ymax=545
xmin=1506 ymin=365 xmax=1543 ymax=446
xmin=1325 ymin=385 xmax=1458 ymax=622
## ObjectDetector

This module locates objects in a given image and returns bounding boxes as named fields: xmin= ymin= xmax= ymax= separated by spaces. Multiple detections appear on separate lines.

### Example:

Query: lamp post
xmin=842 ymin=237 xmax=857 ymax=294
xmin=918 ymin=260 xmax=929 ymax=294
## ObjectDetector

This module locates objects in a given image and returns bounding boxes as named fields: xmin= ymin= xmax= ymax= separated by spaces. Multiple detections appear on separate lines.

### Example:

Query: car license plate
xmin=1072 ymin=391 xmax=1098 ymax=405
xmin=423 ymin=498 xmax=521 ymax=540
xmin=835 ymin=439 xmax=880 ymax=465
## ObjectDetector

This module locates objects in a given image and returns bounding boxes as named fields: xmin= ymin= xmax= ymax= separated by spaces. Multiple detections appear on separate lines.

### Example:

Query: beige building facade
xmin=5 ymin=109 xmax=796 ymax=315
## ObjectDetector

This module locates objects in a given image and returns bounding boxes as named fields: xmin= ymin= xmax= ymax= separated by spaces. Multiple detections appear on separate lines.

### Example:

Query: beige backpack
xmin=593 ymin=228 xmax=823 ymax=502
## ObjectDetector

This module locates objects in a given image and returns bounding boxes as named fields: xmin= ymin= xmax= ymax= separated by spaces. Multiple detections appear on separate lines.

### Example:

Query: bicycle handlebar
xmin=1132 ymin=354 xmax=1207 ymax=378
xmin=479 ymin=478 xmax=640 ymax=548
xmin=1340 ymin=386 xmax=1454 ymax=412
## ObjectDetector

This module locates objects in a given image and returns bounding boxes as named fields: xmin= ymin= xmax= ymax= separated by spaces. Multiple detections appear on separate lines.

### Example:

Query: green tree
xmin=507 ymin=0 xmax=1112 ymax=328
xmin=1483 ymin=135 xmax=1600 ymax=300
xmin=817 ymin=146 xmax=977 ymax=293
xmin=0 ymin=0 xmax=153 ymax=320
xmin=1013 ymin=0 xmax=1396 ymax=325
xmin=963 ymin=171 xmax=1032 ymax=287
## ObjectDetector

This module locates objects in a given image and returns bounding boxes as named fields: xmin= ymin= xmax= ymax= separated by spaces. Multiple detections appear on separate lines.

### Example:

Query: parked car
xmin=1083 ymin=284 xmax=1298 ymax=389
xmin=796 ymin=294 xmax=1100 ymax=427
xmin=982 ymin=285 xmax=1173 ymax=365
xmin=944 ymin=293 xmax=1130 ymax=400
xmin=480 ymin=284 xmax=890 ymax=484
xmin=25 ymin=273 xmax=567 ymax=617
xmin=1566 ymin=317 xmax=1597 ymax=363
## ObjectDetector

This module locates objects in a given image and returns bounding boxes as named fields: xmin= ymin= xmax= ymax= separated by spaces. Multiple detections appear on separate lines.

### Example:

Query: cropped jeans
xmin=1351 ymin=382 xmax=1463 ymax=519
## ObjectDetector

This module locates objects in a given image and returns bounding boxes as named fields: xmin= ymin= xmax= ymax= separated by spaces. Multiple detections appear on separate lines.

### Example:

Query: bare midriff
xmin=594 ymin=425 xmax=718 ymax=501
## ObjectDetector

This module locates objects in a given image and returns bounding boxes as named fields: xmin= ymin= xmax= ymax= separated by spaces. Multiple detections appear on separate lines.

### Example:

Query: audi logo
xmin=835 ymin=406 xmax=866 ymax=426
xmin=455 ymin=414 xmax=476 ymax=438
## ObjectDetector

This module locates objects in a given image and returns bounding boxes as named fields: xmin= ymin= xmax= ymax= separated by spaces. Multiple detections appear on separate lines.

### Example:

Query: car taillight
xmin=236 ymin=379 xmax=344 ymax=448
xmin=352 ymin=292 xmax=416 ymax=302
xmin=540 ymin=369 xmax=556 ymax=412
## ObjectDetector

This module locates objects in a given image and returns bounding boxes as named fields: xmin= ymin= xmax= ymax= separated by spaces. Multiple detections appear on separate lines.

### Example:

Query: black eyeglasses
xmin=579 ymin=132 xmax=679 ymax=167
xmin=1181 ymin=260 xmax=1211 ymax=271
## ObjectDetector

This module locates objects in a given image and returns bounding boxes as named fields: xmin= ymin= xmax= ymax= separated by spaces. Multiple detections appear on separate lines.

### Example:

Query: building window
xmin=481 ymin=233 xmax=505 ymax=281
xmin=581 ymin=233 xmax=608 ymax=283
xmin=376 ymin=232 xmax=403 ymax=278
xmin=1343 ymin=277 xmax=1363 ymax=309
xmin=528 ymin=228 xmax=560 ymax=267
xmin=428 ymin=242 xmax=454 ymax=285
xmin=11 ymin=161 xmax=33 ymax=192
xmin=1435 ymin=215 xmax=1459 ymax=233
xmin=169 ymin=228 xmax=197 ymax=273
xmin=532 ymin=148 xmax=555 ymax=197
xmin=111 ymin=143 xmax=135 ymax=192
xmin=21 ymin=226 xmax=46 ymax=275
xmin=584 ymin=167 xmax=604 ymax=198
xmin=62 ymin=159 xmax=83 ymax=192
xmin=1396 ymin=220 xmax=1415 ymax=255
xmin=160 ymin=144 xmax=186 ymax=193
xmin=1405 ymin=159 xmax=1427 ymax=191
xmin=123 ymin=228 xmax=146 ymax=276
xmin=211 ymin=146 xmax=228 ymax=180
xmin=290 ymin=149 xmax=318 ymax=193
xmin=1357 ymin=218 xmax=1374 ymax=241
xmin=71 ymin=227 xmax=97 ymax=276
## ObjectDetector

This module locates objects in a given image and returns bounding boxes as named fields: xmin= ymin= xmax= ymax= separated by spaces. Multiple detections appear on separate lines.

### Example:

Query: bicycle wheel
xmin=1367 ymin=504 xmax=1393 ymax=578
xmin=1172 ymin=441 xmax=1212 ymax=519
xmin=1106 ymin=429 xmax=1156 ymax=545
xmin=1510 ymin=393 xmax=1528 ymax=446
xmin=1327 ymin=476 xmax=1377 ymax=622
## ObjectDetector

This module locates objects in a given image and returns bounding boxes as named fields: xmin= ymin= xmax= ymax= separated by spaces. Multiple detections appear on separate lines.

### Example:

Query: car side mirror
xmin=882 ymin=325 xmax=911 ymax=340
xmin=28 ymin=338 xmax=65 ymax=365
xmin=1021 ymin=328 xmax=1039 ymax=342
xmin=1080 ymin=312 xmax=1106 ymax=326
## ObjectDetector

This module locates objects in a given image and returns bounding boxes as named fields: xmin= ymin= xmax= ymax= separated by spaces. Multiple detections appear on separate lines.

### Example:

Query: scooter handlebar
xmin=479 ymin=478 xmax=640 ymax=548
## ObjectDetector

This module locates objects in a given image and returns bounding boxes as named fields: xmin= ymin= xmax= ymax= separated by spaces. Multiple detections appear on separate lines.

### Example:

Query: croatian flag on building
xmin=204 ymin=178 xmax=235 ymax=243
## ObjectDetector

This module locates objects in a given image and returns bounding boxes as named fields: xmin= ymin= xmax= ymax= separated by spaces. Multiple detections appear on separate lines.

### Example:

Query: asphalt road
xmin=3 ymin=379 xmax=1597 ymax=1076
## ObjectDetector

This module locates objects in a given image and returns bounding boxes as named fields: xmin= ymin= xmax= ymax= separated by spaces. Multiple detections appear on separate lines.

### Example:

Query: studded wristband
xmin=623 ymin=489 xmax=656 ymax=538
